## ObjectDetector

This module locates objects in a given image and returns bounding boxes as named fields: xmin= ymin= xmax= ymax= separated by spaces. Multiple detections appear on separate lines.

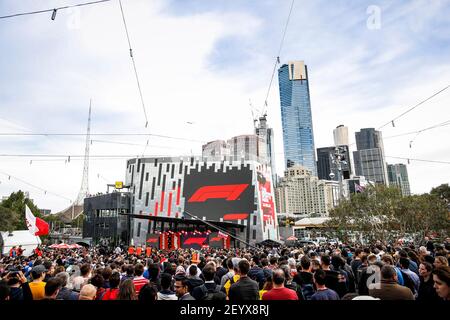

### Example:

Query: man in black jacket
xmin=193 ymin=264 xmax=226 ymax=301
xmin=229 ymin=259 xmax=259 ymax=301
xmin=248 ymin=256 xmax=266 ymax=289
xmin=187 ymin=265 xmax=204 ymax=292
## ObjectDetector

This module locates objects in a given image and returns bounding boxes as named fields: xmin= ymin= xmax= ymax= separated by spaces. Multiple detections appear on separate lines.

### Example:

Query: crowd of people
xmin=1 ymin=237 xmax=449 ymax=301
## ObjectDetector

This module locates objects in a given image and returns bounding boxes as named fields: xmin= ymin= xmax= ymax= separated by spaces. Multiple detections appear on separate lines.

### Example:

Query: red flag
xmin=25 ymin=205 xmax=49 ymax=236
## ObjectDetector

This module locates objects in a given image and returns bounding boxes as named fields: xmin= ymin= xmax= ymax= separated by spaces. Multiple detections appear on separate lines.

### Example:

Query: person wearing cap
xmin=175 ymin=265 xmax=186 ymax=277
xmin=28 ymin=265 xmax=47 ymax=300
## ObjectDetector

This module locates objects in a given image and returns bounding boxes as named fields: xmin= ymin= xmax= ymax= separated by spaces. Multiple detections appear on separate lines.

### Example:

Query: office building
xmin=202 ymin=140 xmax=230 ymax=158
xmin=333 ymin=125 xmax=349 ymax=146
xmin=353 ymin=128 xmax=389 ymax=185
xmin=275 ymin=165 xmax=335 ymax=216
xmin=278 ymin=60 xmax=317 ymax=176
xmin=387 ymin=163 xmax=411 ymax=196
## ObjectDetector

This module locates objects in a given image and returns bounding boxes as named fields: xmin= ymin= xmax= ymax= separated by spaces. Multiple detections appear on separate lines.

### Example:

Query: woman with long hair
xmin=432 ymin=266 xmax=450 ymax=301
xmin=117 ymin=279 xmax=137 ymax=300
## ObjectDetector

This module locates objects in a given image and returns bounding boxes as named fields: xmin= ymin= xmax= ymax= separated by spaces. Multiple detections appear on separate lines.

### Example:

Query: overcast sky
xmin=0 ymin=0 xmax=449 ymax=212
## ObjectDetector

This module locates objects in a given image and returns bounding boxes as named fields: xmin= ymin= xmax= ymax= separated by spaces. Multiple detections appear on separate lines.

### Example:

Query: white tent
xmin=0 ymin=230 xmax=42 ymax=257
xmin=294 ymin=217 xmax=330 ymax=228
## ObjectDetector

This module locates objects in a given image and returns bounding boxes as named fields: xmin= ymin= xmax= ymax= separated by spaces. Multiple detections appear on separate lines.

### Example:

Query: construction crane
xmin=249 ymin=98 xmax=259 ymax=129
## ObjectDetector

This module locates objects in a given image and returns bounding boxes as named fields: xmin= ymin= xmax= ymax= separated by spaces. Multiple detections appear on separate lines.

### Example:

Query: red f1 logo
xmin=183 ymin=237 xmax=207 ymax=245
xmin=146 ymin=238 xmax=158 ymax=243
xmin=188 ymin=184 xmax=248 ymax=202
xmin=209 ymin=237 xmax=222 ymax=242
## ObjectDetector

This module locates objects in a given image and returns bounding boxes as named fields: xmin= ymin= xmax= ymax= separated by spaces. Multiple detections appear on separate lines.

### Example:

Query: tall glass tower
xmin=278 ymin=61 xmax=317 ymax=176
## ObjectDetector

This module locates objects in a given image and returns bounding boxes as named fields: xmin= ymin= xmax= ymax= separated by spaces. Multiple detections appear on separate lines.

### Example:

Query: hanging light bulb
xmin=391 ymin=120 xmax=395 ymax=127
xmin=51 ymin=9 xmax=57 ymax=21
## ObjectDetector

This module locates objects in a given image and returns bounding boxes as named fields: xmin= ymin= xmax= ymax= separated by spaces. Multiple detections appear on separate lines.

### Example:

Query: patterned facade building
xmin=125 ymin=157 xmax=279 ymax=246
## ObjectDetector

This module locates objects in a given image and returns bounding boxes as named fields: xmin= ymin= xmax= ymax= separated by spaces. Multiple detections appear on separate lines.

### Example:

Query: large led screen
xmin=182 ymin=164 xmax=256 ymax=223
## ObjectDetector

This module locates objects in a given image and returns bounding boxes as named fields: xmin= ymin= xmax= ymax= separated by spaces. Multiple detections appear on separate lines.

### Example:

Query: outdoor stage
xmin=123 ymin=213 xmax=246 ymax=250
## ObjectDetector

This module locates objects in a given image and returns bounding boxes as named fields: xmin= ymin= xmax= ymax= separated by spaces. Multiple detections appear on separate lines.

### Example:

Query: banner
xmin=146 ymin=233 xmax=160 ymax=249
xmin=181 ymin=233 xmax=208 ymax=250
xmin=257 ymin=170 xmax=275 ymax=223
xmin=208 ymin=232 xmax=224 ymax=248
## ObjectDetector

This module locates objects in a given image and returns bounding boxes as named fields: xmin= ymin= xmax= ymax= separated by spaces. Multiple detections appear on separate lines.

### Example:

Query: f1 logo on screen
xmin=183 ymin=237 xmax=207 ymax=246
xmin=188 ymin=184 xmax=248 ymax=202
xmin=182 ymin=165 xmax=257 ymax=222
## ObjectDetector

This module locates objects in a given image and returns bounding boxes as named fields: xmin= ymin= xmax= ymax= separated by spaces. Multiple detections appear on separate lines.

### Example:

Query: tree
xmin=327 ymin=185 xmax=449 ymax=242
xmin=431 ymin=183 xmax=450 ymax=205
xmin=0 ymin=205 xmax=18 ymax=232
xmin=0 ymin=190 xmax=63 ymax=234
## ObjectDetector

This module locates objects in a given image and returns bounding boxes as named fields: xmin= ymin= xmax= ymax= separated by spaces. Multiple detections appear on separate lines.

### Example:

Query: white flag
xmin=25 ymin=205 xmax=38 ymax=235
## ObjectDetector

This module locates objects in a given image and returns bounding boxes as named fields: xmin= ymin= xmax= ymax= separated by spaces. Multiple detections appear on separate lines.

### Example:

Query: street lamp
xmin=330 ymin=146 xmax=346 ymax=203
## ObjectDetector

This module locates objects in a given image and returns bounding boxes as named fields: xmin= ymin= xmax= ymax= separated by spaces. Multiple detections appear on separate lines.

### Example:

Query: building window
xmin=145 ymin=192 xmax=149 ymax=207
xmin=252 ymin=229 xmax=256 ymax=239
xmin=253 ymin=215 xmax=257 ymax=225
xmin=137 ymin=222 xmax=141 ymax=237
xmin=145 ymin=172 xmax=149 ymax=181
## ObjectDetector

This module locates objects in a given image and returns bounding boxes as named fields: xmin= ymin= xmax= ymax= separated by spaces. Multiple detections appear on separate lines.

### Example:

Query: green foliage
xmin=327 ymin=184 xmax=450 ymax=242
xmin=0 ymin=190 xmax=63 ymax=233
xmin=0 ymin=205 xmax=19 ymax=232
xmin=430 ymin=183 xmax=450 ymax=203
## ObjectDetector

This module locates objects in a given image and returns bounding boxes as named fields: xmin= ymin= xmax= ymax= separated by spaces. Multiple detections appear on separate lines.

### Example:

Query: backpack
xmin=400 ymin=271 xmax=416 ymax=295
xmin=286 ymin=281 xmax=305 ymax=300
xmin=301 ymin=283 xmax=315 ymax=300
xmin=200 ymin=284 xmax=226 ymax=301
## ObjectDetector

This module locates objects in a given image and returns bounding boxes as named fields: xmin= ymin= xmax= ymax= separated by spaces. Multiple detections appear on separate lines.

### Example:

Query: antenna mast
xmin=75 ymin=100 xmax=91 ymax=205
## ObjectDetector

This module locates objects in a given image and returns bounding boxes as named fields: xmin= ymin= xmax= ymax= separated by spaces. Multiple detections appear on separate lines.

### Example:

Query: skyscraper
xmin=353 ymin=128 xmax=389 ymax=185
xmin=387 ymin=163 xmax=411 ymax=196
xmin=333 ymin=125 xmax=349 ymax=146
xmin=228 ymin=134 xmax=263 ymax=161
xmin=255 ymin=115 xmax=277 ymax=187
xmin=278 ymin=60 xmax=317 ymax=176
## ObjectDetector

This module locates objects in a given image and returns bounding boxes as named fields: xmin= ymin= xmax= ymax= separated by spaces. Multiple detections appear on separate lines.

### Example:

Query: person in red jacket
xmin=262 ymin=269 xmax=298 ymax=300
xmin=136 ymin=246 xmax=142 ymax=256
xmin=102 ymin=272 xmax=121 ymax=300
xmin=128 ymin=246 xmax=135 ymax=256
xmin=9 ymin=247 xmax=17 ymax=258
